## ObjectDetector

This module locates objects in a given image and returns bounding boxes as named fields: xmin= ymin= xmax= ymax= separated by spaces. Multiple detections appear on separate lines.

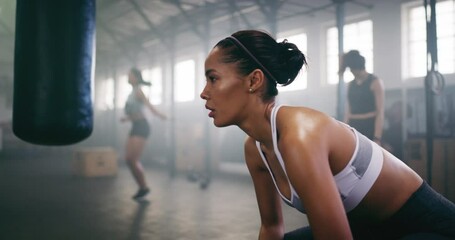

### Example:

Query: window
xmin=142 ymin=67 xmax=163 ymax=105
xmin=405 ymin=0 xmax=455 ymax=78
xmin=97 ymin=78 xmax=114 ymax=110
xmin=326 ymin=20 xmax=373 ymax=84
xmin=277 ymin=33 xmax=308 ymax=92
xmin=116 ymin=74 xmax=131 ymax=108
xmin=174 ymin=59 xmax=196 ymax=102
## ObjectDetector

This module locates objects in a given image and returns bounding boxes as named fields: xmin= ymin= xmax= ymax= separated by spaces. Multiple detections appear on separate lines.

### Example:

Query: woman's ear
xmin=248 ymin=69 xmax=266 ymax=91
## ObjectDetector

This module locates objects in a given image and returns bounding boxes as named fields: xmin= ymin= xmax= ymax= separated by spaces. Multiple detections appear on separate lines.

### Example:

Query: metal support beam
xmin=202 ymin=2 xmax=212 ymax=188
xmin=168 ymin=22 xmax=177 ymax=178
xmin=335 ymin=0 xmax=345 ymax=121
xmin=424 ymin=0 xmax=444 ymax=186
xmin=111 ymin=60 xmax=119 ymax=149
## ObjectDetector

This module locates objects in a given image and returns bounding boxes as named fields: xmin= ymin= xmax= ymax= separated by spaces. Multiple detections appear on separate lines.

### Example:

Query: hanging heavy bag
xmin=13 ymin=0 xmax=96 ymax=145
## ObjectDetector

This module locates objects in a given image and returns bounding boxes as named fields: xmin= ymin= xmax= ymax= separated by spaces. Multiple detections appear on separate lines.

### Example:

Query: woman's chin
xmin=213 ymin=119 xmax=230 ymax=128
xmin=213 ymin=121 xmax=225 ymax=128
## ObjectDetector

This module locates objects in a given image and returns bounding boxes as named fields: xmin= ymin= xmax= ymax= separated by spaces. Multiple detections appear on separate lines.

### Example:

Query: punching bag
xmin=13 ymin=0 xmax=96 ymax=145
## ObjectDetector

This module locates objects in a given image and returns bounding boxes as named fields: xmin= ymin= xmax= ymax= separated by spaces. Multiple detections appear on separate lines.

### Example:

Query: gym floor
xmin=0 ymin=155 xmax=306 ymax=240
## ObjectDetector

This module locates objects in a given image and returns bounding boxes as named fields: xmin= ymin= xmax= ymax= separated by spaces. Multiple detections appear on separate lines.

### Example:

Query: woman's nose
xmin=200 ymin=86 xmax=209 ymax=100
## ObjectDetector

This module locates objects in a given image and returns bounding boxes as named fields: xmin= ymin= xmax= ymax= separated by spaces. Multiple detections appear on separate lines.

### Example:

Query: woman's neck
xmin=353 ymin=70 xmax=369 ymax=83
xmin=237 ymin=101 xmax=275 ymax=146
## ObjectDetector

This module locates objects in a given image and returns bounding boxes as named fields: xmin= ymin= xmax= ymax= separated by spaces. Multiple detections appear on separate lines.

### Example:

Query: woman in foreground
xmin=200 ymin=30 xmax=455 ymax=239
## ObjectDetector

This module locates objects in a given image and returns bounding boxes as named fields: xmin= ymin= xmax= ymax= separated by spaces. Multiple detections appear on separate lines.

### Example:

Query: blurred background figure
xmin=340 ymin=50 xmax=385 ymax=145
xmin=121 ymin=67 xmax=167 ymax=200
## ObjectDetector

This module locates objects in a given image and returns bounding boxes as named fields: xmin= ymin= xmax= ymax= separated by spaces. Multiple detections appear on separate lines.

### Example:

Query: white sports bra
xmin=255 ymin=105 xmax=383 ymax=213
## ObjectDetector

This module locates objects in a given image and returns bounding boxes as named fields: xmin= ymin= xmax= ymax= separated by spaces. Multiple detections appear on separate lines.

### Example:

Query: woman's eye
xmin=208 ymin=76 xmax=217 ymax=82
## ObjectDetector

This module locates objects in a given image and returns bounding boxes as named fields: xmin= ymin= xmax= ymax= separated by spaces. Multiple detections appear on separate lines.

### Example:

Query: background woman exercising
xmin=121 ymin=67 xmax=166 ymax=200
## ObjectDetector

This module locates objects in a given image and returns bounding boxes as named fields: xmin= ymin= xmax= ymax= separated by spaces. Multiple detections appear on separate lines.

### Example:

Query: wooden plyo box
xmin=73 ymin=147 xmax=118 ymax=177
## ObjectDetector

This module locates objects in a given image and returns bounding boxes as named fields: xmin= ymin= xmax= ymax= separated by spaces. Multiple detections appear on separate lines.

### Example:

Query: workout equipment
xmin=13 ymin=0 xmax=96 ymax=145
xmin=72 ymin=147 xmax=118 ymax=177
xmin=424 ymin=0 xmax=445 ymax=185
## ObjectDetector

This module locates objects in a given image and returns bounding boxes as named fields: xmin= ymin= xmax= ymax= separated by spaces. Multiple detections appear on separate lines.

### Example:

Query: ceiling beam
xmin=98 ymin=19 xmax=137 ymax=63
xmin=128 ymin=0 xmax=171 ymax=49
xmin=280 ymin=0 xmax=372 ymax=20
xmin=350 ymin=0 xmax=374 ymax=10
xmin=98 ymin=0 xmax=119 ymax=12
xmin=254 ymin=0 xmax=281 ymax=36
xmin=255 ymin=0 xmax=271 ymax=17
xmin=254 ymin=0 xmax=284 ymax=16
xmin=280 ymin=2 xmax=336 ymax=19
xmin=167 ymin=0 xmax=204 ymax=40
xmin=0 ymin=17 xmax=13 ymax=35
xmin=227 ymin=0 xmax=253 ymax=29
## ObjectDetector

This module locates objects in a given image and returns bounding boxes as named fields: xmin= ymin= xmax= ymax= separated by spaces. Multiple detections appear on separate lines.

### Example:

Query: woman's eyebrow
xmin=205 ymin=69 xmax=215 ymax=76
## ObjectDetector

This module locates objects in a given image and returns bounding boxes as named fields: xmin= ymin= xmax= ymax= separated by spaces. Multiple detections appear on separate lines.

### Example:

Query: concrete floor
xmin=0 ymin=156 xmax=307 ymax=240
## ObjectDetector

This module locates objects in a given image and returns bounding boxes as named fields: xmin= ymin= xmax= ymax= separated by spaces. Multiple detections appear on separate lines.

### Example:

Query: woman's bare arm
xmin=244 ymin=137 xmax=284 ymax=240
xmin=278 ymin=109 xmax=352 ymax=240
xmin=371 ymin=77 xmax=385 ymax=143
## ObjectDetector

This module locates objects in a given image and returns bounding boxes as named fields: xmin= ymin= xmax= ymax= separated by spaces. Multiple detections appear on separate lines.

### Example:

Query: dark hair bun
xmin=348 ymin=50 xmax=360 ymax=55
xmin=275 ymin=40 xmax=307 ymax=86
xmin=343 ymin=50 xmax=365 ymax=70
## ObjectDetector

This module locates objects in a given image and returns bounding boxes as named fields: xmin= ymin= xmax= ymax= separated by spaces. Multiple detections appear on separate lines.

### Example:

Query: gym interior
xmin=0 ymin=0 xmax=454 ymax=239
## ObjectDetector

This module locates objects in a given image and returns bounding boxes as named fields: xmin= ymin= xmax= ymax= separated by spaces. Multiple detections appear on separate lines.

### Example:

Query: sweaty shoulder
xmin=276 ymin=106 xmax=335 ymax=140
xmin=275 ymin=106 xmax=355 ymax=173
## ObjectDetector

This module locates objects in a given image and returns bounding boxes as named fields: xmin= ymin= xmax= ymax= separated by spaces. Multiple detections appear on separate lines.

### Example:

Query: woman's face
xmin=128 ymin=72 xmax=138 ymax=85
xmin=201 ymin=47 xmax=250 ymax=127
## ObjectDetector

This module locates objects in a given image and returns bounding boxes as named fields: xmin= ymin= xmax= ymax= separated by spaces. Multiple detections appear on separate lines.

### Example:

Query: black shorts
xmin=129 ymin=118 xmax=150 ymax=139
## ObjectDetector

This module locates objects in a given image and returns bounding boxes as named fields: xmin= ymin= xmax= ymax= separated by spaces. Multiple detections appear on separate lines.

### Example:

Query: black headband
xmin=226 ymin=36 xmax=278 ymax=83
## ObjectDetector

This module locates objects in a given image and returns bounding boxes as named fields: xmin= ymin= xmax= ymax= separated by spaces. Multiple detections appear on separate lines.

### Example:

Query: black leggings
xmin=284 ymin=182 xmax=455 ymax=240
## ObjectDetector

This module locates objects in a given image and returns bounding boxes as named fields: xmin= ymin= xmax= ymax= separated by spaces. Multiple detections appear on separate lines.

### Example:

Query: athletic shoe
xmin=132 ymin=188 xmax=150 ymax=200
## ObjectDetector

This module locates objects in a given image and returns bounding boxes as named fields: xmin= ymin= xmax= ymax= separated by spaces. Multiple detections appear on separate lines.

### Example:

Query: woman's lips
xmin=205 ymin=105 xmax=215 ymax=118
